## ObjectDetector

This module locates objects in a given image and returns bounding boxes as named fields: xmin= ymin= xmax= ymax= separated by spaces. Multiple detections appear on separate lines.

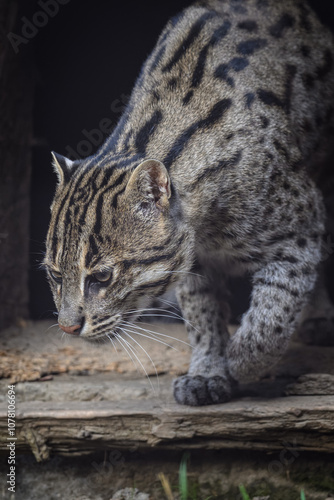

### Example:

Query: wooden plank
xmin=1 ymin=396 xmax=333 ymax=460
xmin=1 ymin=322 xmax=334 ymax=460
xmin=285 ymin=374 xmax=334 ymax=395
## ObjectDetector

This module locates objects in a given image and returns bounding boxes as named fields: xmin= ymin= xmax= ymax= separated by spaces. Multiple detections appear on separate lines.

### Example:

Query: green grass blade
xmin=179 ymin=453 xmax=190 ymax=500
xmin=239 ymin=485 xmax=251 ymax=500
xmin=301 ymin=490 xmax=306 ymax=500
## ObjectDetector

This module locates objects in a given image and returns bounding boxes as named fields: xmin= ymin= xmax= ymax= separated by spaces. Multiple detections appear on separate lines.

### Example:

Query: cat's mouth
xmin=59 ymin=306 xmax=151 ymax=342
xmin=80 ymin=325 xmax=120 ymax=344
xmin=71 ymin=313 xmax=124 ymax=342
xmin=84 ymin=332 xmax=116 ymax=344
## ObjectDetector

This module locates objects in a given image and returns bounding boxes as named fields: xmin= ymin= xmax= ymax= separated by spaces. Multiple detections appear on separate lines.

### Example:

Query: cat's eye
xmin=92 ymin=269 xmax=113 ymax=283
xmin=50 ymin=270 xmax=62 ymax=284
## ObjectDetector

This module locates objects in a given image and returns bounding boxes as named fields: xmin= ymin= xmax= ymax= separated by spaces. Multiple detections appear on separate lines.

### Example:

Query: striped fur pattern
xmin=45 ymin=0 xmax=334 ymax=405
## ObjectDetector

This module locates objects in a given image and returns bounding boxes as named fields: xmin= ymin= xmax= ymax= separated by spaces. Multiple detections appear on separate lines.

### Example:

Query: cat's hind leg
xmin=226 ymin=242 xmax=320 ymax=383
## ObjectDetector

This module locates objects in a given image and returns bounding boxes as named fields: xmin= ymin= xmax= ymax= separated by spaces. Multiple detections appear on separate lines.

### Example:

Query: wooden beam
xmin=1 ymin=396 xmax=333 ymax=460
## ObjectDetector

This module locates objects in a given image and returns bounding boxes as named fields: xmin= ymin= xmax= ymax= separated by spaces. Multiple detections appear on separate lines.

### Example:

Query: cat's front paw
xmin=173 ymin=374 xmax=233 ymax=406
xmin=298 ymin=317 xmax=334 ymax=346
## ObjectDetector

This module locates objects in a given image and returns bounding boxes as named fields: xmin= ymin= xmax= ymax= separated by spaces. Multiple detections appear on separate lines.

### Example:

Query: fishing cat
xmin=45 ymin=0 xmax=334 ymax=405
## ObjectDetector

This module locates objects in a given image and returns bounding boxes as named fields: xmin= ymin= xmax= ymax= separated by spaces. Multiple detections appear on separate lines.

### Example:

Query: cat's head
xmin=44 ymin=153 xmax=191 ymax=340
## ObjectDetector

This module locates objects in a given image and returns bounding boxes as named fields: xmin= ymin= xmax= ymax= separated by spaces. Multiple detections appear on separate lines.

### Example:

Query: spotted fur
xmin=45 ymin=0 xmax=334 ymax=405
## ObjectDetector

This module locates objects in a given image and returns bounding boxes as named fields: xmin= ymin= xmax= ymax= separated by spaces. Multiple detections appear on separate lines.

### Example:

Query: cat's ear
xmin=126 ymin=159 xmax=171 ymax=211
xmin=51 ymin=151 xmax=76 ymax=185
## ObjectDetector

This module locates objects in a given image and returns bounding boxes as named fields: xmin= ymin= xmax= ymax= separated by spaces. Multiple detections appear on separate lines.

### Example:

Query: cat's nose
xmin=58 ymin=323 xmax=82 ymax=335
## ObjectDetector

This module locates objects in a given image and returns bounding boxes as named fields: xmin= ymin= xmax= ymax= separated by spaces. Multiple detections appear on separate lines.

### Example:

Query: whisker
xmin=120 ymin=328 xmax=159 ymax=390
xmin=124 ymin=307 xmax=177 ymax=315
xmin=150 ymin=270 xmax=204 ymax=278
xmin=119 ymin=322 xmax=179 ymax=350
xmin=123 ymin=321 xmax=191 ymax=347
xmin=154 ymin=296 xmax=180 ymax=313
xmin=115 ymin=332 xmax=155 ymax=392
xmin=123 ymin=307 xmax=200 ymax=334
xmin=124 ymin=307 xmax=185 ymax=321
xmin=141 ymin=314 xmax=200 ymax=335
xmin=137 ymin=313 xmax=185 ymax=321
xmin=45 ymin=323 xmax=59 ymax=332
xmin=130 ymin=321 xmax=191 ymax=347
xmin=114 ymin=332 xmax=138 ymax=370
xmin=106 ymin=334 xmax=119 ymax=354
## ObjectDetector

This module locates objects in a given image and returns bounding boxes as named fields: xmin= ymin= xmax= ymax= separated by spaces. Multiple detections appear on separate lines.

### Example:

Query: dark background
xmin=25 ymin=0 xmax=334 ymax=319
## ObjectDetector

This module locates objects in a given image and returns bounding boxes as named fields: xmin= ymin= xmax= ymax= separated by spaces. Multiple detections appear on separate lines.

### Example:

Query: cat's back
xmin=108 ymin=0 xmax=334 ymax=177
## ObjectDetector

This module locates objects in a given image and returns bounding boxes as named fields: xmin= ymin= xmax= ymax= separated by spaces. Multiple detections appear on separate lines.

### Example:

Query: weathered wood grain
xmin=1 ymin=396 xmax=333 ymax=460
xmin=285 ymin=374 xmax=334 ymax=396
xmin=1 ymin=322 xmax=334 ymax=461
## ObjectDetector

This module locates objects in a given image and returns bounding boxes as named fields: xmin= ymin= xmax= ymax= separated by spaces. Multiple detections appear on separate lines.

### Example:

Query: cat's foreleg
xmin=173 ymin=268 xmax=234 ymax=405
